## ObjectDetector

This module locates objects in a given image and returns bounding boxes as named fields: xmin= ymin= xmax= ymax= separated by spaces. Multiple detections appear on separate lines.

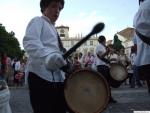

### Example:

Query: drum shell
xmin=109 ymin=77 xmax=127 ymax=88
xmin=64 ymin=69 xmax=110 ymax=113
xmin=109 ymin=63 xmax=128 ymax=88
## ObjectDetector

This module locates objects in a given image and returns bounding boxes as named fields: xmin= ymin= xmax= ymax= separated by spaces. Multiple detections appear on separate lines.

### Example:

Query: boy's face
xmin=44 ymin=1 xmax=63 ymax=23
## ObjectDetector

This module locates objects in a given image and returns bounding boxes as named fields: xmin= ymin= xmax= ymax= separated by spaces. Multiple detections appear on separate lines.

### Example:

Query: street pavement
xmin=9 ymin=85 xmax=150 ymax=113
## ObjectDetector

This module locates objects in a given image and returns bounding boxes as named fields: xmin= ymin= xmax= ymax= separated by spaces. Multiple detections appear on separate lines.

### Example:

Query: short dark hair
xmin=40 ymin=0 xmax=65 ymax=13
xmin=98 ymin=35 xmax=106 ymax=43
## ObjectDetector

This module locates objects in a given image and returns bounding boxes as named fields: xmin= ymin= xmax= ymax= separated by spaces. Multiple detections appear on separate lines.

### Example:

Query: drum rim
xmin=109 ymin=63 xmax=128 ymax=81
xmin=64 ymin=69 xmax=110 ymax=113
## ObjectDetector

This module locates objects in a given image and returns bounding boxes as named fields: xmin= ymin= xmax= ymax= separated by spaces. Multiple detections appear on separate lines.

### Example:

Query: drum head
xmin=110 ymin=63 xmax=128 ymax=81
xmin=64 ymin=69 xmax=110 ymax=113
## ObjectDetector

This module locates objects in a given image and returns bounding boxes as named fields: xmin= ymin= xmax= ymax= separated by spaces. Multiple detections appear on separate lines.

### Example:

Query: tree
xmin=113 ymin=34 xmax=124 ymax=51
xmin=0 ymin=23 xmax=22 ymax=58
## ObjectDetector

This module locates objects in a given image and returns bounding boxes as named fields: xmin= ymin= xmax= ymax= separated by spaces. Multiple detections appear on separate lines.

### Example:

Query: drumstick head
xmin=91 ymin=23 xmax=105 ymax=35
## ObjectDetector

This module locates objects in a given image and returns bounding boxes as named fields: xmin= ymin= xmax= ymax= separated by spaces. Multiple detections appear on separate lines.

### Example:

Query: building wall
xmin=61 ymin=37 xmax=99 ymax=55
xmin=56 ymin=26 xmax=69 ymax=38
xmin=122 ymin=40 xmax=134 ymax=59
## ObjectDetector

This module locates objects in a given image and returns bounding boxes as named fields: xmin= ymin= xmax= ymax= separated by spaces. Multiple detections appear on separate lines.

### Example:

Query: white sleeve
xmin=15 ymin=62 xmax=21 ymax=71
xmin=96 ymin=45 xmax=105 ymax=57
xmin=134 ymin=0 xmax=150 ymax=37
xmin=45 ymin=52 xmax=67 ymax=71
xmin=23 ymin=17 xmax=50 ymax=58
xmin=11 ymin=60 xmax=14 ymax=66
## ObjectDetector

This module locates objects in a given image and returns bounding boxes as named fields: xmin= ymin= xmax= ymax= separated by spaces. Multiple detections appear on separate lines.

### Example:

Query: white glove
xmin=45 ymin=52 xmax=67 ymax=71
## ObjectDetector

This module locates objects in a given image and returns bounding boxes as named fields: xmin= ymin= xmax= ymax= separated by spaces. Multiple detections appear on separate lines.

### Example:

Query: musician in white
xmin=133 ymin=0 xmax=150 ymax=94
xmin=23 ymin=0 xmax=73 ymax=113
xmin=96 ymin=35 xmax=117 ymax=103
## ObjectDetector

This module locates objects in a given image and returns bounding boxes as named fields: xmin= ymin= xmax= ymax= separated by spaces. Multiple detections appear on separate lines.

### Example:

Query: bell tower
xmin=56 ymin=25 xmax=69 ymax=38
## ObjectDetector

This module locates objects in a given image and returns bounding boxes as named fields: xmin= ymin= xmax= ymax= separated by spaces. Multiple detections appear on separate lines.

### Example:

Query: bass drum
xmin=64 ymin=69 xmax=110 ymax=113
xmin=109 ymin=63 xmax=128 ymax=88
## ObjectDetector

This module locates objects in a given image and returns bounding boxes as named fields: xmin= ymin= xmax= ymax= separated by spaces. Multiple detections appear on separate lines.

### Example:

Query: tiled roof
xmin=56 ymin=25 xmax=69 ymax=30
xmin=117 ymin=27 xmax=135 ymax=41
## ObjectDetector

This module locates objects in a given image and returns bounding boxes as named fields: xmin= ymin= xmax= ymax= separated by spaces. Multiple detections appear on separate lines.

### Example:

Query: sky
xmin=0 ymin=0 xmax=139 ymax=49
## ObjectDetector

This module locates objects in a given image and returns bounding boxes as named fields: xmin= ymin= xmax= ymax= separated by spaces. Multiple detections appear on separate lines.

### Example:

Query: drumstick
xmin=63 ymin=22 xmax=105 ymax=59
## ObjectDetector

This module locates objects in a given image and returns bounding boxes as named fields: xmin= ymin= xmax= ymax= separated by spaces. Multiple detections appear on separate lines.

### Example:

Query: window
xmin=84 ymin=42 xmax=87 ymax=46
xmin=60 ymin=29 xmax=65 ymax=33
xmin=90 ymin=48 xmax=94 ymax=54
xmin=60 ymin=34 xmax=65 ymax=37
xmin=71 ymin=41 xmax=74 ymax=46
xmin=90 ymin=41 xmax=93 ymax=45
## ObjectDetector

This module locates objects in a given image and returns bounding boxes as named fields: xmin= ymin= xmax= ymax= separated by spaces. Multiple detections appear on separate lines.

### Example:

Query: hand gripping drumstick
xmin=63 ymin=22 xmax=105 ymax=59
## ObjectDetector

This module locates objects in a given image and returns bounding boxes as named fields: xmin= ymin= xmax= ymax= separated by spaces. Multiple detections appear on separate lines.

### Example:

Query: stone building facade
xmin=56 ymin=25 xmax=99 ymax=55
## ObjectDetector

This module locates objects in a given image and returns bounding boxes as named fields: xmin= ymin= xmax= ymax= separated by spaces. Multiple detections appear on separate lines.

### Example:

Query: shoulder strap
xmin=41 ymin=16 xmax=66 ymax=52
xmin=57 ymin=33 xmax=66 ymax=53
xmin=136 ymin=30 xmax=150 ymax=45
xmin=96 ymin=54 xmax=110 ymax=64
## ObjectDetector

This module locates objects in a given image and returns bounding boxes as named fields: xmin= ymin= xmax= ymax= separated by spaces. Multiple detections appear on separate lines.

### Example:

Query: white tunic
xmin=23 ymin=16 xmax=66 ymax=82
xmin=133 ymin=34 xmax=150 ymax=66
xmin=95 ymin=43 xmax=107 ymax=66
xmin=133 ymin=0 xmax=150 ymax=66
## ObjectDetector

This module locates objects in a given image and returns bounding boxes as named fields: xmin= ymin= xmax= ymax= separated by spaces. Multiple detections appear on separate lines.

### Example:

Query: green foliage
xmin=113 ymin=34 xmax=124 ymax=51
xmin=0 ymin=23 xmax=23 ymax=58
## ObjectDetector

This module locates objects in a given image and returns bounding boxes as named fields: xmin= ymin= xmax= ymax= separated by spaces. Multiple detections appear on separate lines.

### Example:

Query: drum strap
xmin=57 ymin=33 xmax=66 ymax=53
xmin=97 ymin=54 xmax=110 ymax=64
xmin=100 ymin=58 xmax=110 ymax=64
xmin=136 ymin=30 xmax=150 ymax=46
xmin=41 ymin=16 xmax=66 ymax=52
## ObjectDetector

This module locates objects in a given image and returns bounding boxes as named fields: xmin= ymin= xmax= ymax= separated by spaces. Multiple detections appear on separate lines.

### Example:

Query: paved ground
xmin=9 ymin=85 xmax=150 ymax=113
xmin=10 ymin=87 xmax=33 ymax=113
xmin=103 ymin=86 xmax=150 ymax=113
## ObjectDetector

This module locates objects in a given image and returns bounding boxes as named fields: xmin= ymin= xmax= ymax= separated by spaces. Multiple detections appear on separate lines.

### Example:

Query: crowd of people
xmin=68 ymin=39 xmax=144 ymax=89
xmin=0 ymin=53 xmax=27 ymax=87
xmin=0 ymin=43 xmax=142 ymax=90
